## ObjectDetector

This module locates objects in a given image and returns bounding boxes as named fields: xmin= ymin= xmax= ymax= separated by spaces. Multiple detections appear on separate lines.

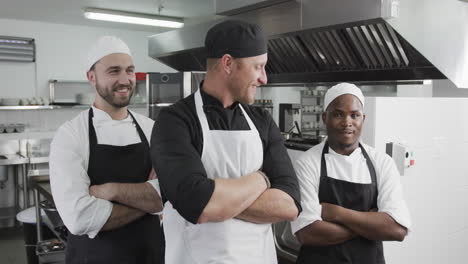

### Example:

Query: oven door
xmin=148 ymin=72 xmax=185 ymax=104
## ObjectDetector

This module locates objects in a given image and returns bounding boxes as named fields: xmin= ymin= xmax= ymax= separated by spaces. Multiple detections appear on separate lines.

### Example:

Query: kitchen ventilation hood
xmin=148 ymin=0 xmax=468 ymax=88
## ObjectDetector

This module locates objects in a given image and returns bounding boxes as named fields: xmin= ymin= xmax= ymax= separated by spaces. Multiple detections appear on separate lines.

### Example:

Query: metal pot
xmin=280 ymin=132 xmax=290 ymax=140
xmin=317 ymin=135 xmax=327 ymax=143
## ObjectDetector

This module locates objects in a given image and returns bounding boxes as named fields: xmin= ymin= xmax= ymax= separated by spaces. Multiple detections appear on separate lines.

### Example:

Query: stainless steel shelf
xmin=0 ymin=106 xmax=54 ymax=110
xmin=0 ymin=104 xmax=147 ymax=111
xmin=301 ymin=95 xmax=323 ymax=98
xmin=302 ymin=112 xmax=322 ymax=115
xmin=302 ymin=128 xmax=326 ymax=132
xmin=0 ymin=154 xmax=29 ymax=166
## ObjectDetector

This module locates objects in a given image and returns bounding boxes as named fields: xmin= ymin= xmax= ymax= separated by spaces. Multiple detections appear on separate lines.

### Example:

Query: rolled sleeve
xmin=151 ymin=107 xmax=214 ymax=224
xmin=290 ymin=150 xmax=322 ymax=235
xmin=376 ymin=154 xmax=412 ymax=231
xmin=146 ymin=179 xmax=163 ymax=215
xmin=49 ymin=124 xmax=113 ymax=239
xmin=146 ymin=179 xmax=161 ymax=197
xmin=262 ymin=116 xmax=302 ymax=213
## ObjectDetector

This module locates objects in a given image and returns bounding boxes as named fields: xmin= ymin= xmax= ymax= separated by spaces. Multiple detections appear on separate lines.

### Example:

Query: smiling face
xmin=227 ymin=53 xmax=268 ymax=104
xmin=88 ymin=53 xmax=136 ymax=109
xmin=322 ymin=94 xmax=365 ymax=155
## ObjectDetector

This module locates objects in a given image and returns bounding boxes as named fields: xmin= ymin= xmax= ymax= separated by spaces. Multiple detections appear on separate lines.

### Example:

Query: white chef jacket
xmin=290 ymin=141 xmax=411 ymax=235
xmin=49 ymin=106 xmax=160 ymax=239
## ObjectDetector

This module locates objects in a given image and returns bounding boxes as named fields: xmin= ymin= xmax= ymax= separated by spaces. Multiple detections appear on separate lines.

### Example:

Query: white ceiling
xmin=0 ymin=0 xmax=219 ymax=33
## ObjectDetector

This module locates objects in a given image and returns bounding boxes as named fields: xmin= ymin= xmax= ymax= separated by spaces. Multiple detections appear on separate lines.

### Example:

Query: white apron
xmin=163 ymin=89 xmax=277 ymax=264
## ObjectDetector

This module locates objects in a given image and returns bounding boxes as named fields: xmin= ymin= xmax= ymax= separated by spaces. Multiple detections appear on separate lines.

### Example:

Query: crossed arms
xmin=296 ymin=203 xmax=407 ymax=246
xmin=90 ymin=169 xmax=163 ymax=231
xmin=198 ymin=171 xmax=299 ymax=224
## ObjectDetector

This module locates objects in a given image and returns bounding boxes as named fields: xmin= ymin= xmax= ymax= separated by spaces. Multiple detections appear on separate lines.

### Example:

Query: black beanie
xmin=205 ymin=20 xmax=267 ymax=58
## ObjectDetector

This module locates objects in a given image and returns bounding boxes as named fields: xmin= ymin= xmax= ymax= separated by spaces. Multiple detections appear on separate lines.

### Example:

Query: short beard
xmin=95 ymin=76 xmax=133 ymax=108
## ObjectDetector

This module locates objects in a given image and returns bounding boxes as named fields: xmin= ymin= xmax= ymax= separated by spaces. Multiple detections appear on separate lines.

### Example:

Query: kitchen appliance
xmin=279 ymin=104 xmax=301 ymax=134
xmin=49 ymin=80 xmax=93 ymax=105
xmin=148 ymin=0 xmax=468 ymax=89
xmin=147 ymin=72 xmax=205 ymax=120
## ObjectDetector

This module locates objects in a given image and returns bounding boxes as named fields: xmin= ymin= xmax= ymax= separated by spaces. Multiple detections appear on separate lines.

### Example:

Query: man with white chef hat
xmin=291 ymin=83 xmax=411 ymax=264
xmin=49 ymin=36 xmax=163 ymax=264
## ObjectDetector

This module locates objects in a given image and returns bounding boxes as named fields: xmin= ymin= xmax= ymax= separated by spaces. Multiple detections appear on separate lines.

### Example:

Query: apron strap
xmin=194 ymin=89 xmax=259 ymax=134
xmin=320 ymin=141 xmax=378 ymax=188
xmin=88 ymin=108 xmax=98 ymax=147
xmin=359 ymin=143 xmax=379 ymax=201
xmin=88 ymin=108 xmax=150 ymax=150
xmin=194 ymin=89 xmax=210 ymax=132
xmin=128 ymin=111 xmax=150 ymax=150
xmin=237 ymin=103 xmax=257 ymax=132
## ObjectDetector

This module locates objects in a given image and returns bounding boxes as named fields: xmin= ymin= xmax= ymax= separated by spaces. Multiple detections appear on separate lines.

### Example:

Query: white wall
xmin=433 ymin=79 xmax=468 ymax=98
xmin=0 ymin=18 xmax=174 ymax=98
xmin=362 ymin=97 xmax=468 ymax=264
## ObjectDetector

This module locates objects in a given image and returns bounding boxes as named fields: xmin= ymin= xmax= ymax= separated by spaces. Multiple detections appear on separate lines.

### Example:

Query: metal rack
xmin=253 ymin=99 xmax=274 ymax=116
xmin=300 ymin=90 xmax=326 ymax=137
xmin=0 ymin=104 xmax=146 ymax=111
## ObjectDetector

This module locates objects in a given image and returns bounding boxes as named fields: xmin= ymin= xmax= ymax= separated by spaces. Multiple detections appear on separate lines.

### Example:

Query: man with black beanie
xmin=152 ymin=20 xmax=302 ymax=264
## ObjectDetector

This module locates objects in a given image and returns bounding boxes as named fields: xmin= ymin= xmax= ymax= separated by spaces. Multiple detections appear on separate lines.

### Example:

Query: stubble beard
xmin=95 ymin=77 xmax=133 ymax=108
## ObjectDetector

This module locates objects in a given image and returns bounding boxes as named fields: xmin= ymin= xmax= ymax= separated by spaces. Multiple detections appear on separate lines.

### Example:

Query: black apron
xmin=66 ymin=108 xmax=161 ymax=264
xmin=296 ymin=142 xmax=385 ymax=264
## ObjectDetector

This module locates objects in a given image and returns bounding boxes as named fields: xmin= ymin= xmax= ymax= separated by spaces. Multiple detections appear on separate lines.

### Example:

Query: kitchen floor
xmin=0 ymin=227 xmax=295 ymax=264
xmin=0 ymin=227 xmax=28 ymax=264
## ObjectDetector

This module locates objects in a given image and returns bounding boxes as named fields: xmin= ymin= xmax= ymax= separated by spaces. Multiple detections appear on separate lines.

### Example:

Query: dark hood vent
xmin=265 ymin=19 xmax=444 ymax=83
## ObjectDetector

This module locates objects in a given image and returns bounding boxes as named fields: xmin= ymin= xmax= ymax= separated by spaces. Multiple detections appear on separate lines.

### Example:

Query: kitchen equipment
xmin=5 ymin=124 xmax=15 ymax=133
xmin=253 ymin=99 xmax=274 ymax=116
xmin=294 ymin=121 xmax=302 ymax=138
xmin=0 ymin=165 xmax=7 ymax=188
xmin=75 ymin=93 xmax=94 ymax=105
xmin=280 ymin=132 xmax=290 ymax=140
xmin=147 ymin=72 xmax=205 ymax=120
xmin=49 ymin=80 xmax=93 ymax=105
xmin=279 ymin=104 xmax=301 ymax=133
xmin=317 ymin=135 xmax=327 ymax=143
xmin=14 ymin=123 xmax=25 ymax=133
xmin=39 ymin=200 xmax=64 ymax=228
xmin=1 ymin=98 xmax=20 ymax=106
xmin=36 ymin=239 xmax=66 ymax=264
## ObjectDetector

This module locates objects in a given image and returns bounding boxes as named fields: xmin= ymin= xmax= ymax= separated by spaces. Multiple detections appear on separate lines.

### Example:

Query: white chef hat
xmin=323 ymin=83 xmax=365 ymax=111
xmin=85 ymin=36 xmax=132 ymax=72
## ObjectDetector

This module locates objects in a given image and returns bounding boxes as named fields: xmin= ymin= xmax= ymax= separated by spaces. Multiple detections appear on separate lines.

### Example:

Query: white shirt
xmin=290 ymin=142 xmax=411 ymax=235
xmin=49 ymin=106 xmax=160 ymax=239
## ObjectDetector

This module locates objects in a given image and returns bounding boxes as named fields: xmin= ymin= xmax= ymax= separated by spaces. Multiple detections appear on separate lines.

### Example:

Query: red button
xmin=410 ymin=160 xmax=415 ymax=166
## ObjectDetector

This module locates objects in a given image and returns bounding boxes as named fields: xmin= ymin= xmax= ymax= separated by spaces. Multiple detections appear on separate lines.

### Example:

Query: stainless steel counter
xmin=0 ymin=153 xmax=29 ymax=166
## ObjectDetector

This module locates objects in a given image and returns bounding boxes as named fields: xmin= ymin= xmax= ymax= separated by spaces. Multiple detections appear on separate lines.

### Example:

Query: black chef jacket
xmin=151 ymin=87 xmax=302 ymax=224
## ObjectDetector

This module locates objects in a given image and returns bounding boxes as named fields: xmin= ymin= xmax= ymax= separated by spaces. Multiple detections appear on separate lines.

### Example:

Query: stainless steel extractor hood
xmin=148 ymin=0 xmax=468 ymax=88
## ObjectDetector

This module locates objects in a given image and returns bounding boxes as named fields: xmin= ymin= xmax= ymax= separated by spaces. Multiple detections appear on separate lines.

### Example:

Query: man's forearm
xmin=100 ymin=203 xmax=146 ymax=231
xmin=323 ymin=204 xmax=407 ymax=241
xmin=111 ymin=182 xmax=162 ymax=213
xmin=235 ymin=188 xmax=298 ymax=224
xmin=296 ymin=220 xmax=356 ymax=246
xmin=197 ymin=171 xmax=267 ymax=224
xmin=91 ymin=182 xmax=162 ymax=213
